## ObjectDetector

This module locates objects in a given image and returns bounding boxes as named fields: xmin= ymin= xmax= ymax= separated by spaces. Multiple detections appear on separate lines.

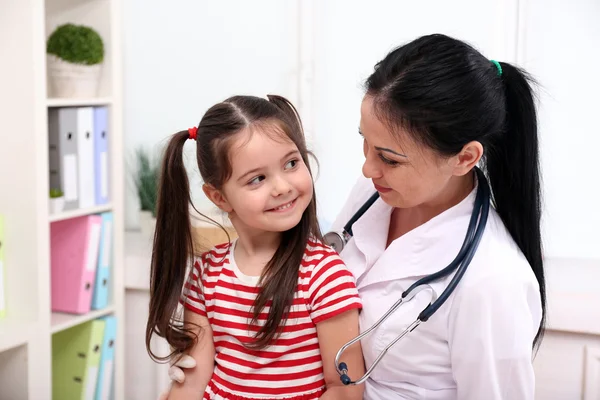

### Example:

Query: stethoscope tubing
xmin=334 ymin=168 xmax=491 ymax=385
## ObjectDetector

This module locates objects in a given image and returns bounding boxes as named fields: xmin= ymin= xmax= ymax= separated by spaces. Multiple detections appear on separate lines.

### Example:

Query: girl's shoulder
xmin=302 ymin=237 xmax=348 ymax=274
xmin=195 ymin=241 xmax=233 ymax=270
xmin=304 ymin=236 xmax=339 ymax=258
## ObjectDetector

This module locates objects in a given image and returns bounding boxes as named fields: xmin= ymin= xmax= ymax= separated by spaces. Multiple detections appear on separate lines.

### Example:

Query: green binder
xmin=52 ymin=319 xmax=106 ymax=399
xmin=0 ymin=214 xmax=5 ymax=318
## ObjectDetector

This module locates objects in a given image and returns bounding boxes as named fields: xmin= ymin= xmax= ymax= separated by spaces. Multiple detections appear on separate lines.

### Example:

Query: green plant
xmin=46 ymin=23 xmax=104 ymax=65
xmin=133 ymin=148 xmax=160 ymax=217
xmin=49 ymin=188 xmax=64 ymax=198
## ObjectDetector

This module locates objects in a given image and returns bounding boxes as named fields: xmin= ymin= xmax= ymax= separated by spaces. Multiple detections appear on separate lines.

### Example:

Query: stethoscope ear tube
xmin=402 ymin=170 xmax=486 ymax=298
xmin=344 ymin=192 xmax=380 ymax=236
xmin=419 ymin=169 xmax=490 ymax=321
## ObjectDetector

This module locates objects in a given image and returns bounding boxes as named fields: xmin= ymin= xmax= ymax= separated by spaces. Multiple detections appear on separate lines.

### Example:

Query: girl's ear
xmin=202 ymin=184 xmax=233 ymax=213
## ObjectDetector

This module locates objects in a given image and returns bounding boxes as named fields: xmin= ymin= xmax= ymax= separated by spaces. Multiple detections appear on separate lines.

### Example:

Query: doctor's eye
xmin=379 ymin=153 xmax=400 ymax=166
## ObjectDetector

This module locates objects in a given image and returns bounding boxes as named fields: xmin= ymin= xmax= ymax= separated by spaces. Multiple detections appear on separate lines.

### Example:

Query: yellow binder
xmin=52 ymin=319 xmax=106 ymax=399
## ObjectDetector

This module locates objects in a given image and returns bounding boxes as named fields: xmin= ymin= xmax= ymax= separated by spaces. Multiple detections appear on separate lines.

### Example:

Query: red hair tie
xmin=188 ymin=127 xmax=198 ymax=140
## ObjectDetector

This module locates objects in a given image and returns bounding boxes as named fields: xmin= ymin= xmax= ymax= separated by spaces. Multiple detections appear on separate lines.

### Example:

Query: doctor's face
xmin=359 ymin=96 xmax=459 ymax=209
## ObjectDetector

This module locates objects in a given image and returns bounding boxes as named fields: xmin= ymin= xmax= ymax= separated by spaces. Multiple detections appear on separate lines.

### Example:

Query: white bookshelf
xmin=51 ymin=306 xmax=116 ymax=334
xmin=47 ymin=97 xmax=113 ymax=108
xmin=0 ymin=0 xmax=125 ymax=399
xmin=49 ymin=204 xmax=114 ymax=223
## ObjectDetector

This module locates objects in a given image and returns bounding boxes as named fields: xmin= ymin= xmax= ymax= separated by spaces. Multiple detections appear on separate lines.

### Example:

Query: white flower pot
xmin=139 ymin=210 xmax=156 ymax=238
xmin=49 ymin=197 xmax=65 ymax=214
xmin=47 ymin=55 xmax=102 ymax=98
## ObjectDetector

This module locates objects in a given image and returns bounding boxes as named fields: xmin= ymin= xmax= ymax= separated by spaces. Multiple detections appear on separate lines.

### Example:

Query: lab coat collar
xmin=352 ymin=179 xmax=480 ymax=291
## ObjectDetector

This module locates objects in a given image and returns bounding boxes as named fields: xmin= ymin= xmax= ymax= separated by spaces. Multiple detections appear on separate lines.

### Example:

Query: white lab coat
xmin=331 ymin=175 xmax=542 ymax=400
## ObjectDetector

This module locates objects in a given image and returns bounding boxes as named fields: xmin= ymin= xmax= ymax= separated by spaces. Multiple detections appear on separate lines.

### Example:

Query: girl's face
xmin=207 ymin=126 xmax=314 ymax=235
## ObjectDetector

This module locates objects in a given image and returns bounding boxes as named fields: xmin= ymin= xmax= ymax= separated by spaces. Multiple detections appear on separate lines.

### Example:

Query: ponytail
xmin=145 ymin=130 xmax=197 ymax=362
xmin=487 ymin=62 xmax=546 ymax=348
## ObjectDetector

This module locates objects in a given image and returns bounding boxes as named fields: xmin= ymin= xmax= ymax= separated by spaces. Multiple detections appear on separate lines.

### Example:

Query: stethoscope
xmin=324 ymin=167 xmax=491 ymax=386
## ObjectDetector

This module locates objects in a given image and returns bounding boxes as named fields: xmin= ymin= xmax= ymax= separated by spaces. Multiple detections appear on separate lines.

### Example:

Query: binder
xmin=77 ymin=107 xmax=96 ymax=209
xmin=49 ymin=108 xmax=79 ymax=211
xmin=94 ymin=107 xmax=110 ymax=205
xmin=91 ymin=212 xmax=113 ymax=310
xmin=95 ymin=316 xmax=117 ymax=400
xmin=52 ymin=319 xmax=106 ymax=400
xmin=50 ymin=215 xmax=102 ymax=314
xmin=0 ymin=214 xmax=5 ymax=318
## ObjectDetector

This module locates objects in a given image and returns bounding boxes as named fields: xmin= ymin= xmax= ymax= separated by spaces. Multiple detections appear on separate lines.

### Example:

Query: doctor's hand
xmin=157 ymin=355 xmax=197 ymax=400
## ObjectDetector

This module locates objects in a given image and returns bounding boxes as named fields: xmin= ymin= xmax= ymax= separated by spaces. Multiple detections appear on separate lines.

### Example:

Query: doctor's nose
xmin=362 ymin=154 xmax=383 ymax=180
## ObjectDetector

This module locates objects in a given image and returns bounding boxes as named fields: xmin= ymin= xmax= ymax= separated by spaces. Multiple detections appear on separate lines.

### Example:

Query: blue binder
xmin=91 ymin=212 xmax=112 ymax=310
xmin=95 ymin=315 xmax=117 ymax=400
xmin=93 ymin=107 xmax=110 ymax=205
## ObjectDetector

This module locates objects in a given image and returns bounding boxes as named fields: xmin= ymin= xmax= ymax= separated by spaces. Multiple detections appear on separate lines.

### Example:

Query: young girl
xmin=146 ymin=95 xmax=365 ymax=400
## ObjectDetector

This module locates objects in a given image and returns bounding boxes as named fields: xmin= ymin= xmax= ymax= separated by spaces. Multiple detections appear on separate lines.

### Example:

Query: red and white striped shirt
xmin=182 ymin=238 xmax=362 ymax=400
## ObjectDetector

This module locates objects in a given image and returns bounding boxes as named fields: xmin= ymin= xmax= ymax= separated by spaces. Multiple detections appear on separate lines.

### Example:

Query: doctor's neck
xmin=397 ymin=172 xmax=475 ymax=224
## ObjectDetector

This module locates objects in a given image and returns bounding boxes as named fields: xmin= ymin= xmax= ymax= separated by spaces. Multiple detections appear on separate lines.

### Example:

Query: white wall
xmin=520 ymin=0 xmax=600 ymax=259
xmin=123 ymin=0 xmax=300 ymax=229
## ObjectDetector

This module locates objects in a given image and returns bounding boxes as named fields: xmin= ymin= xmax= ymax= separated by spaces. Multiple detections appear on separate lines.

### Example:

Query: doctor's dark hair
xmin=145 ymin=95 xmax=322 ymax=362
xmin=365 ymin=34 xmax=546 ymax=348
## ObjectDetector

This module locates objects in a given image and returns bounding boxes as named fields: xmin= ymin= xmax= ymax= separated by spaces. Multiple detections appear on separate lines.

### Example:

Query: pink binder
xmin=50 ymin=215 xmax=102 ymax=314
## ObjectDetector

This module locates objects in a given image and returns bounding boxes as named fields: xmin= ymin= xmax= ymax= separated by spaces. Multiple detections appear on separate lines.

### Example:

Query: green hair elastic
xmin=490 ymin=60 xmax=503 ymax=76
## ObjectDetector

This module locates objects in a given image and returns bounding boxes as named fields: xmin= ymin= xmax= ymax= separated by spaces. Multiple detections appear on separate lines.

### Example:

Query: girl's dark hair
xmin=146 ymin=95 xmax=322 ymax=361
xmin=365 ymin=34 xmax=545 ymax=348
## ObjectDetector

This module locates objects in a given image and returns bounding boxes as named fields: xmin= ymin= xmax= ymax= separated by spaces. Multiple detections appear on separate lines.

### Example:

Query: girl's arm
xmin=316 ymin=309 xmax=365 ymax=400
xmin=168 ymin=309 xmax=215 ymax=400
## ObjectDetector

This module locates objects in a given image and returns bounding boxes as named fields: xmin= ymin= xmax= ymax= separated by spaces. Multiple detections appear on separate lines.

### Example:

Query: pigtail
xmin=266 ymin=94 xmax=305 ymax=138
xmin=145 ymin=130 xmax=197 ymax=362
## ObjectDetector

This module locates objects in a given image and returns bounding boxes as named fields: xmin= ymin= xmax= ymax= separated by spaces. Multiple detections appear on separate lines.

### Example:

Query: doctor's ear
xmin=450 ymin=141 xmax=483 ymax=176
xmin=202 ymin=184 xmax=233 ymax=213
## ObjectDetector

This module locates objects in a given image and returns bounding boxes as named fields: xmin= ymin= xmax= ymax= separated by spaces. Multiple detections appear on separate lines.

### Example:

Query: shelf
xmin=0 ymin=318 xmax=34 ymax=353
xmin=49 ymin=204 xmax=113 ymax=223
xmin=51 ymin=306 xmax=115 ymax=334
xmin=47 ymin=97 xmax=113 ymax=108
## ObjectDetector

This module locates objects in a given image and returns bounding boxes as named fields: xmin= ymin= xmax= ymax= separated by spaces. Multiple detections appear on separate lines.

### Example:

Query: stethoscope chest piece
xmin=323 ymin=230 xmax=349 ymax=253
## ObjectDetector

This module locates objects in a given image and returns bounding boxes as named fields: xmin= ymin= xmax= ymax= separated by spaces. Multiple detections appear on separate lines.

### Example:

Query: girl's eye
xmin=285 ymin=159 xmax=298 ymax=169
xmin=248 ymin=175 xmax=265 ymax=185
xmin=379 ymin=154 xmax=400 ymax=166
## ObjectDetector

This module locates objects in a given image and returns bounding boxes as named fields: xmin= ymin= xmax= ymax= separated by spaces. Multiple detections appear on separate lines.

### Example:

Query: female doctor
xmin=162 ymin=33 xmax=546 ymax=399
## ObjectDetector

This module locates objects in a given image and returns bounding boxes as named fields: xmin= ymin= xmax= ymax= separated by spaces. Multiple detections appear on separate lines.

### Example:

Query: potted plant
xmin=133 ymin=148 xmax=160 ymax=237
xmin=49 ymin=188 xmax=65 ymax=214
xmin=46 ymin=23 xmax=104 ymax=98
